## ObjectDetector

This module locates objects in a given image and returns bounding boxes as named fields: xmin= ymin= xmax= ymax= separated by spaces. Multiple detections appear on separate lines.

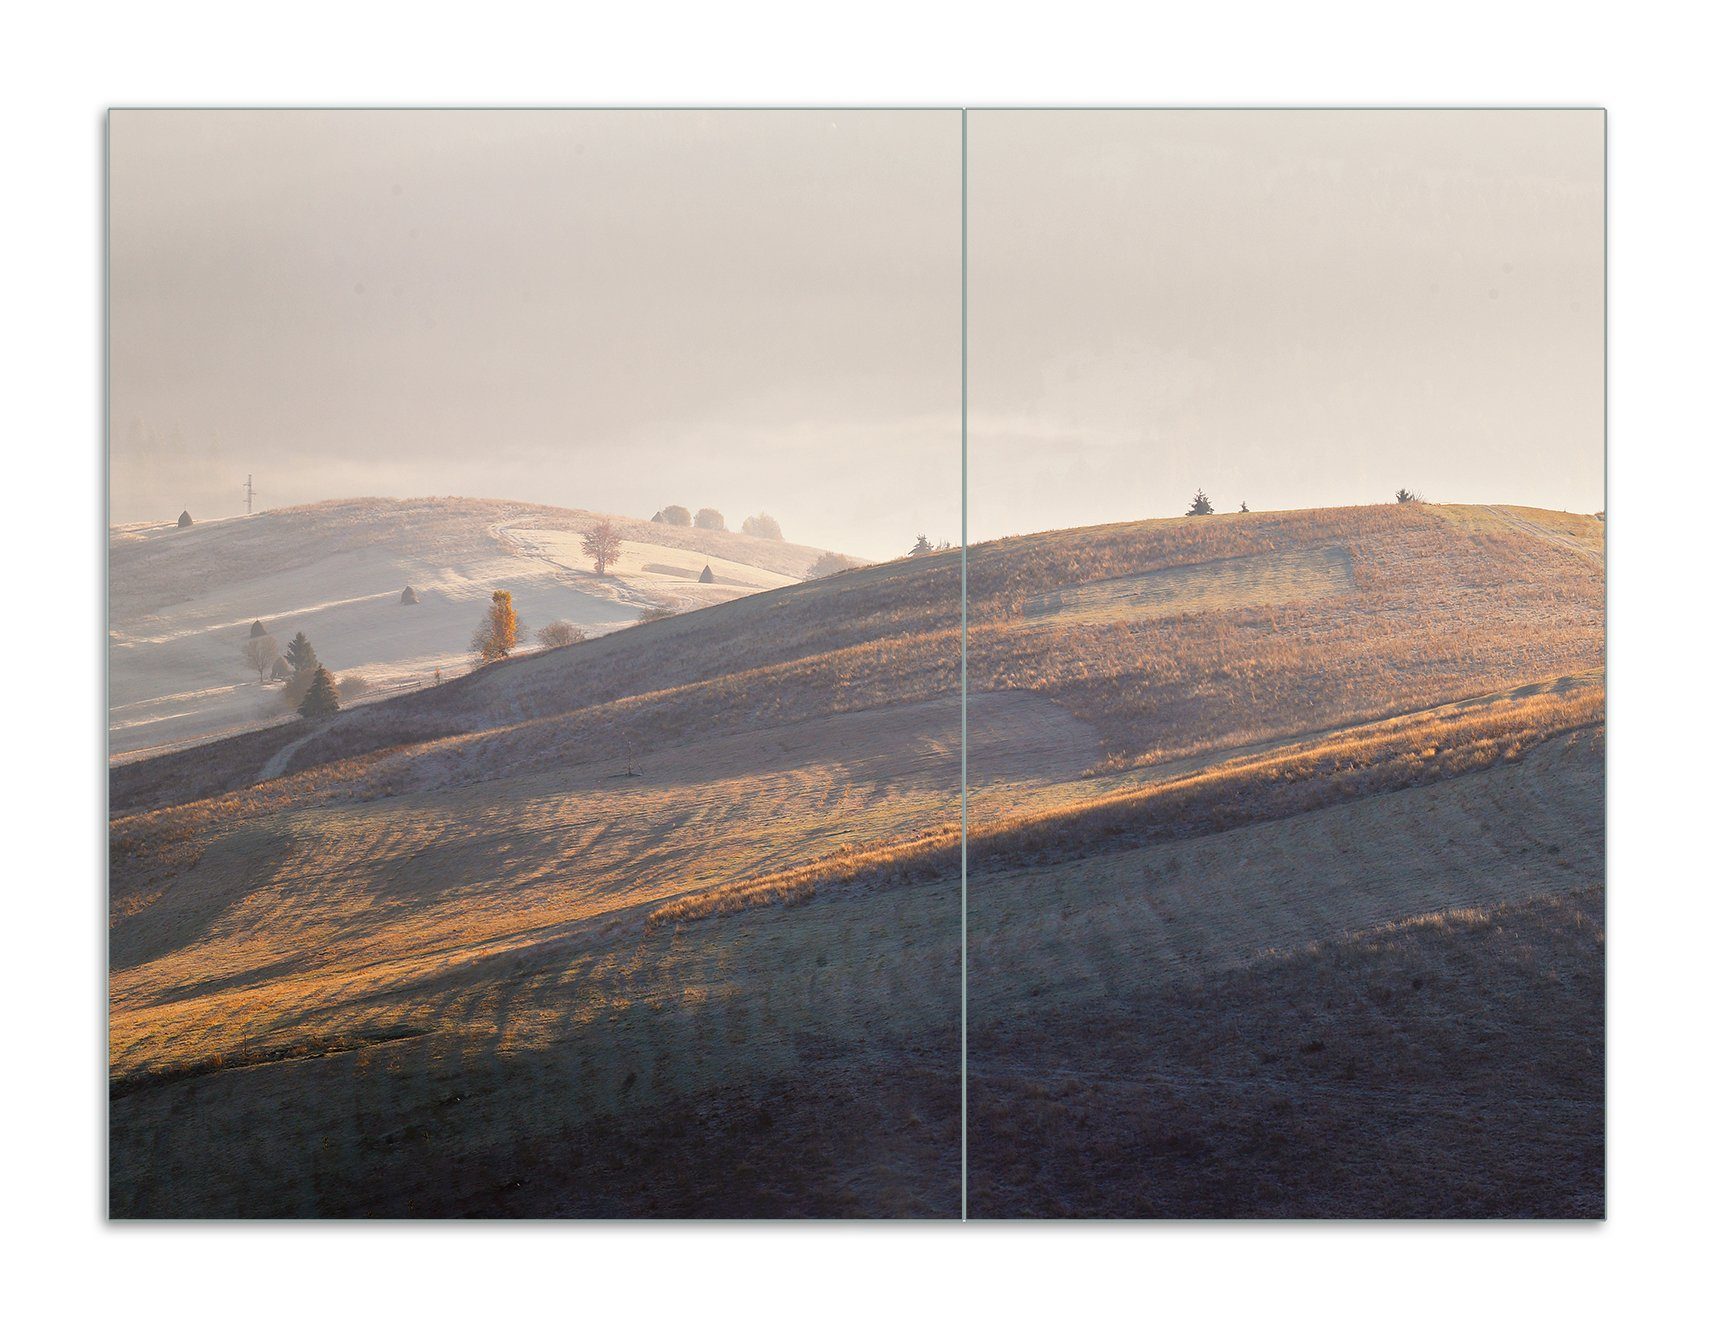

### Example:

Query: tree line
xmin=649 ymin=505 xmax=785 ymax=540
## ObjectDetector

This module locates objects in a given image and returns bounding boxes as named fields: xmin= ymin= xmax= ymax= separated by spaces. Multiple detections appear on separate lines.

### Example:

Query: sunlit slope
xmin=109 ymin=496 xmax=849 ymax=758
xmin=968 ymin=502 xmax=1602 ymax=771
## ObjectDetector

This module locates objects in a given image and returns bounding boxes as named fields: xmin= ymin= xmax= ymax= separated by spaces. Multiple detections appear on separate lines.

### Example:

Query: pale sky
xmin=111 ymin=110 xmax=1603 ymax=557
xmin=968 ymin=110 xmax=1604 ymax=540
xmin=110 ymin=110 xmax=961 ymax=561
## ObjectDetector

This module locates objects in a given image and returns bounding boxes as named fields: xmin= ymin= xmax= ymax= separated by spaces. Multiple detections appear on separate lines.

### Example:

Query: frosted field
xmin=109 ymin=498 xmax=833 ymax=759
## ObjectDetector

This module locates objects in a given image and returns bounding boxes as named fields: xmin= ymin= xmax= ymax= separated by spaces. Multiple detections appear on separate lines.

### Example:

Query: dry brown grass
xmin=651 ymin=673 xmax=1601 ymax=931
xmin=109 ymin=500 xmax=1603 ymax=1216
xmin=968 ymin=503 xmax=1601 ymax=767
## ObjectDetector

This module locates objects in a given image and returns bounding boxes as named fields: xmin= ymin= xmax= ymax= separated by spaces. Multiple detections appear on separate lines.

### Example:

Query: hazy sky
xmin=112 ymin=110 xmax=1603 ymax=557
xmin=968 ymin=110 xmax=1604 ymax=540
xmin=110 ymin=110 xmax=961 ymax=560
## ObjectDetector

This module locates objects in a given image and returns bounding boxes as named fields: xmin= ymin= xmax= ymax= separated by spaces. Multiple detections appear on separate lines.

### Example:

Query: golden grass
xmin=649 ymin=673 xmax=1603 ymax=930
xmin=968 ymin=503 xmax=1601 ymax=767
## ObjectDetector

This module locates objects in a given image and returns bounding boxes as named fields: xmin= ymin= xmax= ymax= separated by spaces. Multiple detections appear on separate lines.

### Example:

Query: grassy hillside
xmin=962 ymin=501 xmax=1604 ymax=1217
xmin=108 ymin=501 xmax=1603 ymax=1217
xmin=109 ymin=496 xmax=854 ymax=759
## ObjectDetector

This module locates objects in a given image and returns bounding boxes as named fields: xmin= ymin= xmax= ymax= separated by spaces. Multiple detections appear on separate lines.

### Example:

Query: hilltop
xmin=109 ymin=496 xmax=853 ymax=759
xmin=109 ymin=502 xmax=1603 ymax=1216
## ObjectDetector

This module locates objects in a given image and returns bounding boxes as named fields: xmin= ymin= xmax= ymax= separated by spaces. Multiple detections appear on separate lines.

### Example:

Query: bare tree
xmin=582 ymin=520 xmax=623 ymax=576
xmin=242 ymin=633 xmax=281 ymax=683
xmin=1395 ymin=488 xmax=1421 ymax=504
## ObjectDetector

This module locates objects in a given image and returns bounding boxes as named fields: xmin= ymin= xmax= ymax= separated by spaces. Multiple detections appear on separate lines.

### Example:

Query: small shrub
xmin=808 ymin=551 xmax=861 ymax=578
xmin=536 ymin=620 xmax=586 ymax=649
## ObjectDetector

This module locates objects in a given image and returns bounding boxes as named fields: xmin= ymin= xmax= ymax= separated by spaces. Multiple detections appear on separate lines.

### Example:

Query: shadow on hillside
xmin=968 ymin=886 xmax=1605 ymax=1218
xmin=109 ymin=1003 xmax=960 ymax=1217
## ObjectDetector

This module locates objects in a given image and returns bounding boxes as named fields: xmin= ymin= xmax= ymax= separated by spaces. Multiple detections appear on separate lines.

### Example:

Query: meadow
xmin=109 ymin=501 xmax=1603 ymax=1216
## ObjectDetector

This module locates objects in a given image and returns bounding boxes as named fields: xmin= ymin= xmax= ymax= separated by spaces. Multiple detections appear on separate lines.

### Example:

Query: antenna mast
xmin=243 ymin=474 xmax=257 ymax=515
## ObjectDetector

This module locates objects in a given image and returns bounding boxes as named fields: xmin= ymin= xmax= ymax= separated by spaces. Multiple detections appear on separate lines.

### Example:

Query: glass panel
xmin=108 ymin=109 xmax=963 ymax=1217
xmin=965 ymin=109 xmax=1605 ymax=1217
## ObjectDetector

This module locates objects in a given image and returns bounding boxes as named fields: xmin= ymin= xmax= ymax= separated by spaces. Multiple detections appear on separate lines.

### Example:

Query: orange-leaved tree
xmin=472 ymin=589 xmax=520 ymax=662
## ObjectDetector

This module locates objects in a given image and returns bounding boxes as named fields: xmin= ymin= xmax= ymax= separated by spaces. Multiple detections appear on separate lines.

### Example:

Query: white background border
xmin=7 ymin=2 xmax=1709 ymax=1325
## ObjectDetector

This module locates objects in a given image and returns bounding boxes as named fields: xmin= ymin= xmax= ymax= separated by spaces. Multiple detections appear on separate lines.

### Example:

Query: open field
xmin=109 ymin=501 xmax=1603 ymax=1217
xmin=109 ymin=497 xmax=848 ymax=759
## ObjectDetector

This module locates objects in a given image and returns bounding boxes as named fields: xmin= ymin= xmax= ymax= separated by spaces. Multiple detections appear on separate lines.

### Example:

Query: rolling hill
xmin=108 ymin=502 xmax=1603 ymax=1217
xmin=108 ymin=497 xmax=849 ymax=760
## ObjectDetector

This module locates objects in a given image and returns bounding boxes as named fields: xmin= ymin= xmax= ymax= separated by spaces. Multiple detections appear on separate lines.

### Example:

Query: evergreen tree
xmin=284 ymin=632 xmax=319 ymax=675
xmin=1187 ymin=489 xmax=1215 ymax=516
xmin=298 ymin=666 xmax=340 ymax=719
xmin=908 ymin=534 xmax=934 ymax=556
